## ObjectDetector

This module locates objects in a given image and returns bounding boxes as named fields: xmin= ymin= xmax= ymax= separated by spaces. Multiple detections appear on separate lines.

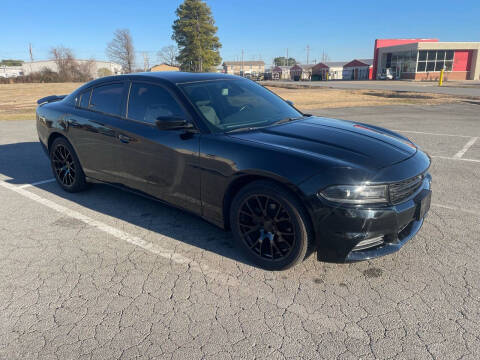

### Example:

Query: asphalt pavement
xmin=0 ymin=102 xmax=479 ymax=359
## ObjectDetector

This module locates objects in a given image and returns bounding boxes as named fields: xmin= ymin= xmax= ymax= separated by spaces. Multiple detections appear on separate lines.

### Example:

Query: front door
xmin=115 ymin=81 xmax=202 ymax=214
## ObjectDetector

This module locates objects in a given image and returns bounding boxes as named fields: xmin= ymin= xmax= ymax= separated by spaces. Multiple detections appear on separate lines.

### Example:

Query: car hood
xmin=228 ymin=116 xmax=417 ymax=169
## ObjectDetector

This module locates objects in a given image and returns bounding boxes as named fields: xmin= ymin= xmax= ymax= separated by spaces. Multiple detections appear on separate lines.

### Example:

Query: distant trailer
xmin=272 ymin=66 xmax=291 ymax=80
xmin=312 ymin=61 xmax=348 ymax=80
xmin=342 ymin=59 xmax=373 ymax=80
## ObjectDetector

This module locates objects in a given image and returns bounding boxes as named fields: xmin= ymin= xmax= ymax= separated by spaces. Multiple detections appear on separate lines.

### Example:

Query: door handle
xmin=118 ymin=134 xmax=132 ymax=143
xmin=66 ymin=118 xmax=80 ymax=127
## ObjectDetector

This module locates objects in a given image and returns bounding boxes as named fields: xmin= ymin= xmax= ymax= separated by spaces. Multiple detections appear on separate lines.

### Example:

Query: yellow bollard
xmin=326 ymin=72 xmax=329 ymax=81
xmin=439 ymin=68 xmax=444 ymax=86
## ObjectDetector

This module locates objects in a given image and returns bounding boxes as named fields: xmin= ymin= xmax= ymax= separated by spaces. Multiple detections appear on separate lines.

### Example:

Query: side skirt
xmin=85 ymin=176 xmax=227 ymax=230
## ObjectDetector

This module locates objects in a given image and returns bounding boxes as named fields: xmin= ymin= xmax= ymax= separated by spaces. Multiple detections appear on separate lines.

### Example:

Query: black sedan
xmin=36 ymin=72 xmax=431 ymax=270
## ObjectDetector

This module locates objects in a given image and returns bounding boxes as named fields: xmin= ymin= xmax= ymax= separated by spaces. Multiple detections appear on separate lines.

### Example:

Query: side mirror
xmin=155 ymin=117 xmax=194 ymax=130
xmin=286 ymin=100 xmax=294 ymax=106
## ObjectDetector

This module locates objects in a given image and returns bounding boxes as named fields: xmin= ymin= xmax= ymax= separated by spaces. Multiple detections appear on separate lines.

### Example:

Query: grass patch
xmin=266 ymin=87 xmax=463 ymax=110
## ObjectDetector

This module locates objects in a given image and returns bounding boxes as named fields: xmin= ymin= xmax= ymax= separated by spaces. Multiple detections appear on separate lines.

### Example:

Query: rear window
xmin=89 ymin=83 xmax=124 ymax=116
xmin=79 ymin=89 xmax=91 ymax=109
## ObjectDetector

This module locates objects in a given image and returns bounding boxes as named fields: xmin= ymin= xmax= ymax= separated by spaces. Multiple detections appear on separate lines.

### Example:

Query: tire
xmin=230 ymin=180 xmax=312 ymax=270
xmin=49 ymin=137 xmax=88 ymax=193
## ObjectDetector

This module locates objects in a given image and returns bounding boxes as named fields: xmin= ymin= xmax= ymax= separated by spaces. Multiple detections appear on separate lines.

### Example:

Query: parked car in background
xmin=378 ymin=68 xmax=395 ymax=80
xmin=36 ymin=72 xmax=431 ymax=270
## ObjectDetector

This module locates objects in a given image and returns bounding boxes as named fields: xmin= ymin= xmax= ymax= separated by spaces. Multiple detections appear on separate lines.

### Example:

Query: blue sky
xmin=1 ymin=0 xmax=479 ymax=67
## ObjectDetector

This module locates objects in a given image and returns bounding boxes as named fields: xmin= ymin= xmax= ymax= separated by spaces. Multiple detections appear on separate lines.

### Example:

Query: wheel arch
xmin=222 ymin=171 xmax=315 ymax=234
xmin=47 ymin=131 xmax=67 ymax=151
xmin=47 ymin=132 xmax=87 ymax=171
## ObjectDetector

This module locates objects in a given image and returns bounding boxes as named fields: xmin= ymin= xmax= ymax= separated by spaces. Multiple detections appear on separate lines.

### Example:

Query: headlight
xmin=318 ymin=184 xmax=388 ymax=204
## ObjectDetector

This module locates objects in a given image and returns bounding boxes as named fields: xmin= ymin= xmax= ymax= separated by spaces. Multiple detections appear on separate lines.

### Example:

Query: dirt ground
xmin=266 ymin=86 xmax=464 ymax=110
xmin=0 ymin=82 xmax=464 ymax=120
xmin=0 ymin=83 xmax=81 ymax=120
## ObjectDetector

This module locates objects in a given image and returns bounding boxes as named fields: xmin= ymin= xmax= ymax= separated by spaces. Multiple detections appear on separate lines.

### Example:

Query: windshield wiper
xmin=272 ymin=116 xmax=306 ymax=125
xmin=225 ymin=116 xmax=307 ymax=134
xmin=225 ymin=126 xmax=264 ymax=134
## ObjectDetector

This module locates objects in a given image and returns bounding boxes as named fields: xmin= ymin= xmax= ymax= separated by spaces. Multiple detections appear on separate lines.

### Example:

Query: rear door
xmin=113 ymin=81 xmax=202 ymax=214
xmin=67 ymin=81 xmax=129 ymax=183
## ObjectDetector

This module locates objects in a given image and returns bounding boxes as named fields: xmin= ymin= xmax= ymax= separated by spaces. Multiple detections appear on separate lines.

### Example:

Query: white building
xmin=222 ymin=61 xmax=265 ymax=76
xmin=0 ymin=66 xmax=23 ymax=78
xmin=21 ymin=60 xmax=122 ymax=78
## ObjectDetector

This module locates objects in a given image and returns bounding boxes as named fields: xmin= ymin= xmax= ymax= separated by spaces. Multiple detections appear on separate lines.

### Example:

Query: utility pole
xmin=306 ymin=44 xmax=310 ymax=65
xmin=142 ymin=52 xmax=150 ymax=71
xmin=241 ymin=49 xmax=244 ymax=76
xmin=286 ymin=48 xmax=288 ymax=66
xmin=28 ymin=43 xmax=33 ymax=62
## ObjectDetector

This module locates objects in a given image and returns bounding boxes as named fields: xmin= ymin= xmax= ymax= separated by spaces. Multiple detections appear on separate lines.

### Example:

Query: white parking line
xmin=18 ymin=178 xmax=56 ymax=188
xmin=0 ymin=176 xmax=342 ymax=330
xmin=391 ymin=129 xmax=472 ymax=138
xmin=1 ymin=175 xmax=479 ymax=331
xmin=432 ymin=155 xmax=480 ymax=163
xmin=0 ymin=176 xmax=202 ymax=268
xmin=453 ymin=137 xmax=478 ymax=159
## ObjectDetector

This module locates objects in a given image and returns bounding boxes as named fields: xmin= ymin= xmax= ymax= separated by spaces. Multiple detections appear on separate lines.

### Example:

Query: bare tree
xmin=50 ymin=46 xmax=77 ymax=81
xmin=157 ymin=45 xmax=179 ymax=67
xmin=77 ymin=59 xmax=94 ymax=81
xmin=106 ymin=29 xmax=135 ymax=73
xmin=50 ymin=46 xmax=93 ymax=82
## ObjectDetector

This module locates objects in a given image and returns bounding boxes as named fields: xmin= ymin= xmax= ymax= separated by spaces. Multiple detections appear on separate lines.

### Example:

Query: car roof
xmin=67 ymin=72 xmax=244 ymax=99
xmin=115 ymin=71 xmax=241 ymax=84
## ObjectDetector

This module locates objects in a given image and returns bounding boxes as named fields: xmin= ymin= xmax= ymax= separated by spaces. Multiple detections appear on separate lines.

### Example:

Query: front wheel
xmin=50 ymin=137 xmax=88 ymax=193
xmin=230 ymin=180 xmax=312 ymax=270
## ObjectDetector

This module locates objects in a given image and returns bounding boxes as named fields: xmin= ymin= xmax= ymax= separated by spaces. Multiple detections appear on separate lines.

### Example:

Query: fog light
xmin=352 ymin=236 xmax=384 ymax=251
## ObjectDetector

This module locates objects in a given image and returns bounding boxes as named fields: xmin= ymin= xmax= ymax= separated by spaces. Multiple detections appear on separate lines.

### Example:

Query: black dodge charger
xmin=36 ymin=72 xmax=431 ymax=270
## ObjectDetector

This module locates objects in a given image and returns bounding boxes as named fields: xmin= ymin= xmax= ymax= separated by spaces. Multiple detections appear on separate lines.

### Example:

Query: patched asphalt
xmin=0 ymin=103 xmax=479 ymax=359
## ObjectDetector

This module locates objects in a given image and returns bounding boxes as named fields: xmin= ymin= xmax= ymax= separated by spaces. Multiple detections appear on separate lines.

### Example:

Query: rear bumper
xmin=311 ymin=174 xmax=431 ymax=262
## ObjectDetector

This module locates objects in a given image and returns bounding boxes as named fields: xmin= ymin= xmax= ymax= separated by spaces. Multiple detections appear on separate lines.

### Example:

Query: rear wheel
xmin=230 ymin=180 xmax=312 ymax=270
xmin=50 ymin=137 xmax=88 ymax=193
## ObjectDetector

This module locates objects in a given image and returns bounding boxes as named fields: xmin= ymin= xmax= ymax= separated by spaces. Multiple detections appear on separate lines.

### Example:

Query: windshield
xmin=179 ymin=79 xmax=302 ymax=132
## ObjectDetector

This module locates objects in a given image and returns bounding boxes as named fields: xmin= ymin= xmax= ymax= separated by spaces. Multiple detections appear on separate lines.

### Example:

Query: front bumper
xmin=312 ymin=174 xmax=431 ymax=262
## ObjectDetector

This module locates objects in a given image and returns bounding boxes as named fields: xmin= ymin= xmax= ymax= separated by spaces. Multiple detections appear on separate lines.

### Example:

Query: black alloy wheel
xmin=52 ymin=144 xmax=76 ymax=186
xmin=50 ymin=137 xmax=88 ymax=192
xmin=238 ymin=194 xmax=296 ymax=260
xmin=230 ymin=180 xmax=312 ymax=270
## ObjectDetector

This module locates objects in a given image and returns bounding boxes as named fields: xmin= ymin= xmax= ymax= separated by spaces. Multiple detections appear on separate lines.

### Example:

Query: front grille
xmin=388 ymin=174 xmax=424 ymax=204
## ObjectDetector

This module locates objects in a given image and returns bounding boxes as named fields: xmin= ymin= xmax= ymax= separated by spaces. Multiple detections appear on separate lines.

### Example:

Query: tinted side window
xmin=128 ymin=82 xmax=186 ymax=124
xmin=79 ymin=89 xmax=91 ymax=109
xmin=90 ymin=83 xmax=124 ymax=116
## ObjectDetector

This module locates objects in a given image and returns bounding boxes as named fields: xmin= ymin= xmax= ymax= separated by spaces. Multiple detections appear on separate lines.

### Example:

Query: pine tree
xmin=172 ymin=0 xmax=222 ymax=72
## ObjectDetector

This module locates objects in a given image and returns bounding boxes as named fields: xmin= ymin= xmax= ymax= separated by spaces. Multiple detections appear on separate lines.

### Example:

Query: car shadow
xmin=0 ymin=141 xmax=250 ymax=266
